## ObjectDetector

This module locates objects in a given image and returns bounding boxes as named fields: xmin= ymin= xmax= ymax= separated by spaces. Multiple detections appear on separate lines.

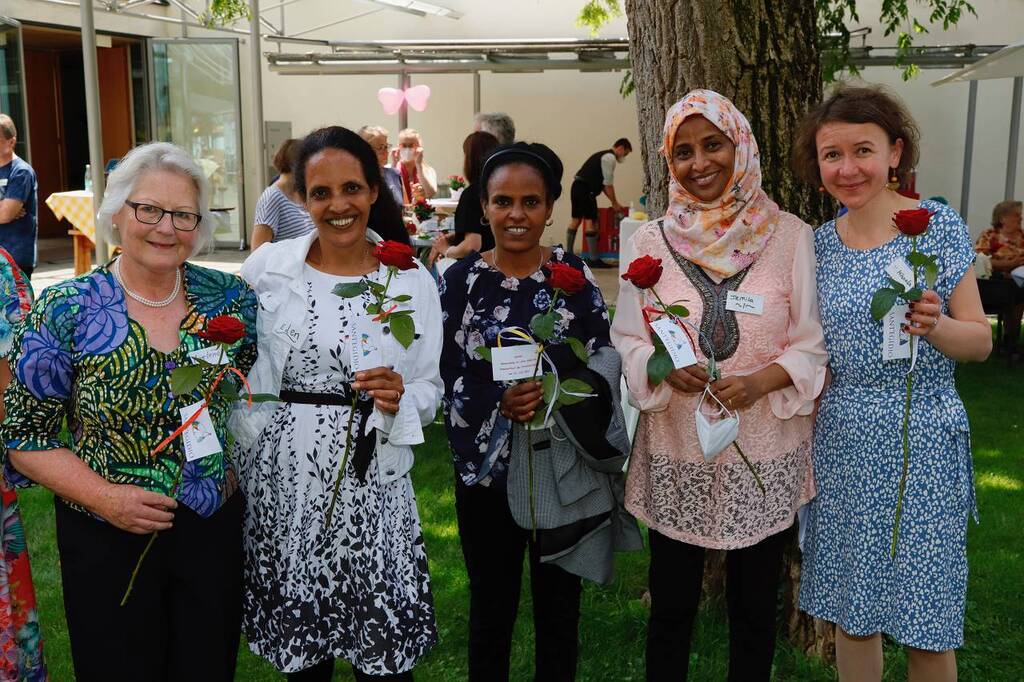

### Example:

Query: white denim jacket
xmin=229 ymin=229 xmax=443 ymax=484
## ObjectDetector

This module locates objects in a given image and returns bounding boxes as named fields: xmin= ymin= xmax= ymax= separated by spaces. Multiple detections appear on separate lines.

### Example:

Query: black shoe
xmin=586 ymin=258 xmax=613 ymax=269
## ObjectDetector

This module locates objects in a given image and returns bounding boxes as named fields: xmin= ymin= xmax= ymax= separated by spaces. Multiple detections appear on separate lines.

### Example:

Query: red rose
xmin=199 ymin=315 xmax=246 ymax=344
xmin=545 ymin=261 xmax=587 ymax=295
xmin=374 ymin=240 xmax=417 ymax=271
xmin=621 ymin=255 xmax=663 ymax=289
xmin=893 ymin=208 xmax=933 ymax=237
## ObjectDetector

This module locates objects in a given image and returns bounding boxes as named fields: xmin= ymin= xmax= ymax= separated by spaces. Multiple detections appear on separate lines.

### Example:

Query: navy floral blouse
xmin=439 ymin=246 xmax=611 ymax=486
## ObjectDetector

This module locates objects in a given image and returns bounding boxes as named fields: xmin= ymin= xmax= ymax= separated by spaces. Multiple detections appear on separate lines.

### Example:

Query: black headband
xmin=480 ymin=147 xmax=555 ymax=182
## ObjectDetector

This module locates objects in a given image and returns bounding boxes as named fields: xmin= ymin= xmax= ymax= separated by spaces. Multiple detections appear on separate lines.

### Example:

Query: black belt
xmin=280 ymin=387 xmax=377 ymax=483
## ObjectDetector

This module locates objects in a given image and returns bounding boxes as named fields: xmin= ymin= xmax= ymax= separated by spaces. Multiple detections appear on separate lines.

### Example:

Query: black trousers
xmin=55 ymin=493 xmax=244 ymax=682
xmin=645 ymin=526 xmax=790 ymax=682
xmin=455 ymin=477 xmax=583 ymax=682
xmin=286 ymin=657 xmax=414 ymax=681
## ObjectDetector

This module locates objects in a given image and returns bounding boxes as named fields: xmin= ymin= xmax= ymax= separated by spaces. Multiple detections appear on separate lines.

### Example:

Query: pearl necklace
xmin=113 ymin=257 xmax=182 ymax=308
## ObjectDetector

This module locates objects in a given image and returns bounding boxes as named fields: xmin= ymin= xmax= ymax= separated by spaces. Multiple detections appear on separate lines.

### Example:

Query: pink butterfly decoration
xmin=377 ymin=85 xmax=432 ymax=115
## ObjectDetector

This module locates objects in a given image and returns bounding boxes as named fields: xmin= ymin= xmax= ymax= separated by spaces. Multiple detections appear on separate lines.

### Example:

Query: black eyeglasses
xmin=125 ymin=200 xmax=202 ymax=232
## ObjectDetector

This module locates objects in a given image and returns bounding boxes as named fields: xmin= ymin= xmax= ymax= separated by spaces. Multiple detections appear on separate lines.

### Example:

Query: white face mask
xmin=695 ymin=387 xmax=739 ymax=462
xmin=399 ymin=147 xmax=415 ymax=163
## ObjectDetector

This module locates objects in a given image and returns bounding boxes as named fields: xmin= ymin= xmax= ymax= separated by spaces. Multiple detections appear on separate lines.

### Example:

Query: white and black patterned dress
xmin=238 ymin=264 xmax=436 ymax=674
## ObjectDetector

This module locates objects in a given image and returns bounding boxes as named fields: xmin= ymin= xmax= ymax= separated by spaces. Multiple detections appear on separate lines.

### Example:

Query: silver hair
xmin=96 ymin=142 xmax=214 ymax=257
xmin=474 ymin=112 xmax=515 ymax=145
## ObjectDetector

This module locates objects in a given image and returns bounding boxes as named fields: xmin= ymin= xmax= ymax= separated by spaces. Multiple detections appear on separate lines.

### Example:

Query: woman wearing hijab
xmin=610 ymin=90 xmax=828 ymax=681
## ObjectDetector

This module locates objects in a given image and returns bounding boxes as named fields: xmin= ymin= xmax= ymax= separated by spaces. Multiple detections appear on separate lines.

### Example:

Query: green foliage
xmin=388 ymin=311 xmax=415 ymax=349
xmin=332 ymin=282 xmax=369 ymax=299
xmin=474 ymin=346 xmax=492 ymax=362
xmin=576 ymin=0 xmax=622 ymax=36
xmin=170 ymin=364 xmax=203 ymax=397
xmin=566 ymin=336 xmax=591 ymax=364
xmin=871 ymin=287 xmax=899 ymax=321
xmin=199 ymin=0 xmax=252 ymax=27
xmin=646 ymin=335 xmax=674 ymax=386
xmin=529 ymin=312 xmax=557 ymax=342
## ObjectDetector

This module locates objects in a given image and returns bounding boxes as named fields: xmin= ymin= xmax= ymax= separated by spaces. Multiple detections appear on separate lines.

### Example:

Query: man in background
xmin=566 ymin=138 xmax=631 ymax=268
xmin=474 ymin=112 xmax=516 ymax=146
xmin=0 ymin=114 xmax=37 ymax=277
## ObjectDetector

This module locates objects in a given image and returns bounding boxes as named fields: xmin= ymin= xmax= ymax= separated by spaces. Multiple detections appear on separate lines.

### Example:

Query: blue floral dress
xmin=799 ymin=200 xmax=977 ymax=651
xmin=2 ymin=262 xmax=257 ymax=518
xmin=439 ymin=246 xmax=611 ymax=486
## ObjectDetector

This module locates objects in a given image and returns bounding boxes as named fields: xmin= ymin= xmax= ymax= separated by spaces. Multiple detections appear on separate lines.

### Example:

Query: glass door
xmin=151 ymin=38 xmax=244 ymax=246
xmin=0 ymin=17 xmax=29 ymax=161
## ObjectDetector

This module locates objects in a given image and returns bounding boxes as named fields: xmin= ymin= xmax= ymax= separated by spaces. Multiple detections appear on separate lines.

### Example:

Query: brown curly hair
xmin=792 ymin=84 xmax=920 ymax=188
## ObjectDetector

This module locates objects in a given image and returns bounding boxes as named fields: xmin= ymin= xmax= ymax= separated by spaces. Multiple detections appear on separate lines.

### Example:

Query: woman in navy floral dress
xmin=792 ymin=86 xmax=991 ymax=681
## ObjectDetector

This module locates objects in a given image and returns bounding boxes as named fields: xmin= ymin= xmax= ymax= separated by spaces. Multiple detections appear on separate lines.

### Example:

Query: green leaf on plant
xmin=903 ymin=287 xmax=923 ymax=302
xmin=870 ymin=287 xmax=898 ymax=321
xmin=391 ymin=294 xmax=412 ymax=303
xmin=389 ymin=314 xmax=415 ymax=349
xmin=566 ymin=336 xmax=590 ymax=364
xmin=887 ymin=277 xmax=906 ymax=294
xmin=366 ymin=303 xmax=381 ymax=315
xmin=529 ymin=312 xmax=556 ymax=342
xmin=475 ymin=346 xmax=492 ymax=362
xmin=557 ymin=378 xmax=593 ymax=405
xmin=665 ymin=304 xmax=690 ymax=318
xmin=333 ymin=282 xmax=368 ymax=298
xmin=646 ymin=349 xmax=674 ymax=386
xmin=217 ymin=380 xmax=240 ymax=401
xmin=906 ymin=252 xmax=931 ymax=267
xmin=387 ymin=308 xmax=414 ymax=318
xmin=244 ymin=393 xmax=279 ymax=403
xmin=170 ymin=364 xmax=203 ymax=396
xmin=366 ymin=280 xmax=387 ymax=294
xmin=530 ymin=408 xmax=548 ymax=428
xmin=541 ymin=372 xmax=557 ymax=406
xmin=924 ymin=262 xmax=939 ymax=288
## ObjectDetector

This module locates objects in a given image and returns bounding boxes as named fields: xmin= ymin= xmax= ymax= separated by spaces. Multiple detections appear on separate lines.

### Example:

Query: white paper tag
xmin=725 ymin=291 xmax=764 ymax=316
xmin=650 ymin=317 xmax=698 ymax=369
xmin=882 ymin=304 xmax=912 ymax=361
xmin=350 ymin=316 xmax=384 ymax=371
xmin=274 ymin=321 xmax=302 ymax=348
xmin=188 ymin=345 xmax=229 ymax=365
xmin=885 ymin=257 xmax=914 ymax=290
xmin=179 ymin=401 xmax=222 ymax=462
xmin=491 ymin=344 xmax=541 ymax=381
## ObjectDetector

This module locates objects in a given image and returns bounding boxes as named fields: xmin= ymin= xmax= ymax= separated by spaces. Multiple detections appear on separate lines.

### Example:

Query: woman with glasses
xmin=2 ymin=142 xmax=257 ymax=680
xmin=359 ymin=126 xmax=404 ymax=206
xmin=392 ymin=128 xmax=438 ymax=202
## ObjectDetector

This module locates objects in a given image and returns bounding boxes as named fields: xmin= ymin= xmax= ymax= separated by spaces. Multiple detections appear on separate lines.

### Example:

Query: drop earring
xmin=886 ymin=168 xmax=899 ymax=191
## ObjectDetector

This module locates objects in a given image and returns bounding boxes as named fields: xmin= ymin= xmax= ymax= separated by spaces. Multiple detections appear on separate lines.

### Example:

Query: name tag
xmin=350 ymin=316 xmax=384 ymax=372
xmin=885 ymin=257 xmax=914 ymax=290
xmin=725 ymin=291 xmax=764 ymax=315
xmin=491 ymin=344 xmax=540 ymax=382
xmin=881 ymin=304 xmax=912 ymax=361
xmin=649 ymin=317 xmax=698 ymax=369
xmin=274 ymin=321 xmax=302 ymax=348
xmin=188 ymin=345 xmax=229 ymax=365
xmin=179 ymin=401 xmax=222 ymax=462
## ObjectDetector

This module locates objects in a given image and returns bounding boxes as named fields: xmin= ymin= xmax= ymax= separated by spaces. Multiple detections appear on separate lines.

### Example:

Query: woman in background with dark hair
xmin=233 ymin=126 xmax=441 ymax=681
xmin=428 ymin=131 xmax=499 ymax=265
xmin=251 ymin=138 xmax=315 ymax=249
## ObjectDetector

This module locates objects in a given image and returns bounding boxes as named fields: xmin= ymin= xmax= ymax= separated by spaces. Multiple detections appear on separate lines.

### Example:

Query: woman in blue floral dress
xmin=0 ymin=247 xmax=46 ymax=681
xmin=792 ymin=86 xmax=991 ymax=681
xmin=2 ymin=143 xmax=256 ymax=681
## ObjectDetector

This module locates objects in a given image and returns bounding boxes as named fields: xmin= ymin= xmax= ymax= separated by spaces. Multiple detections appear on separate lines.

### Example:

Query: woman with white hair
xmin=2 ymin=141 xmax=257 ymax=680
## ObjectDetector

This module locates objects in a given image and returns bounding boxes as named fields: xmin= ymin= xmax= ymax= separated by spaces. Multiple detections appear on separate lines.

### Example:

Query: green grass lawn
xmin=18 ymin=356 xmax=1022 ymax=680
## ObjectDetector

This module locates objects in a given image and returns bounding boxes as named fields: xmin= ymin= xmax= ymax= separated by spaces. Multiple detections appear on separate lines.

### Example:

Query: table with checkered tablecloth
xmin=45 ymin=190 xmax=96 ymax=275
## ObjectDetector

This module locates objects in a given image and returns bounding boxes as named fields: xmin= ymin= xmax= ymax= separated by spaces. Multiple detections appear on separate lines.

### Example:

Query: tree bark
xmin=624 ymin=0 xmax=835 ymax=659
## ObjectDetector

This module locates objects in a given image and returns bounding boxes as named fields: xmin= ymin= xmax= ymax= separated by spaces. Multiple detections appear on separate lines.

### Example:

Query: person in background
xmin=3 ymin=142 xmax=257 ymax=680
xmin=974 ymin=199 xmax=1023 ymax=350
xmin=473 ymin=112 xmax=516 ymax=145
xmin=252 ymin=138 xmax=316 ymax=249
xmin=359 ymin=125 xmax=404 ymax=206
xmin=0 ymin=114 xmax=37 ymax=278
xmin=0 ymin=246 xmax=46 ymax=681
xmin=428 ymin=131 xmax=499 ymax=266
xmin=794 ymin=84 xmax=991 ymax=682
xmin=566 ymin=138 xmax=631 ymax=268
xmin=392 ymin=128 xmax=438 ymax=202
xmin=611 ymin=90 xmax=827 ymax=682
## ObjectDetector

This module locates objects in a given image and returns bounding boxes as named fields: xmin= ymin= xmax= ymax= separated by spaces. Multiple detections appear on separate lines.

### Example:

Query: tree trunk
xmin=624 ymin=0 xmax=835 ymax=659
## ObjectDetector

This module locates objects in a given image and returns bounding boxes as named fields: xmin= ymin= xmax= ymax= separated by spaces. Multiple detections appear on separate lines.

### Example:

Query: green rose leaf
xmin=886 ymin=277 xmax=907 ymax=294
xmin=903 ymin=287 xmax=923 ymax=302
xmin=244 ymin=393 xmax=280 ymax=403
xmin=366 ymin=303 xmax=381 ymax=315
xmin=557 ymin=378 xmax=593 ymax=406
xmin=924 ymin=262 xmax=939 ymax=289
xmin=366 ymin=280 xmax=387 ymax=294
xmin=530 ymin=408 xmax=548 ymax=428
xmin=541 ymin=372 xmax=557 ymax=405
xmin=566 ymin=336 xmax=590 ymax=364
xmin=333 ymin=282 xmax=368 ymax=298
xmin=389 ymin=314 xmax=415 ymax=349
xmin=529 ymin=312 xmax=556 ymax=342
xmin=646 ymin=349 xmax=674 ymax=386
xmin=217 ymin=380 xmax=240 ymax=401
xmin=870 ymin=287 xmax=898 ymax=321
xmin=475 ymin=346 xmax=493 ymax=362
xmin=906 ymin=251 xmax=931 ymax=267
xmin=391 ymin=294 xmax=413 ymax=303
xmin=170 ymin=364 xmax=204 ymax=397
xmin=665 ymin=304 xmax=690 ymax=318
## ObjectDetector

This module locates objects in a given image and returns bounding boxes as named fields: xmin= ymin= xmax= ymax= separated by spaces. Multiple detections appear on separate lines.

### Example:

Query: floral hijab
xmin=660 ymin=89 xmax=779 ymax=279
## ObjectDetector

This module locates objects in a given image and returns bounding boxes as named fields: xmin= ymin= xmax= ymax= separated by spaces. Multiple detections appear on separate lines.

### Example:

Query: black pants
xmin=645 ymin=527 xmax=790 ymax=682
xmin=286 ymin=657 xmax=413 ymax=681
xmin=55 ymin=493 xmax=244 ymax=682
xmin=455 ymin=477 xmax=583 ymax=682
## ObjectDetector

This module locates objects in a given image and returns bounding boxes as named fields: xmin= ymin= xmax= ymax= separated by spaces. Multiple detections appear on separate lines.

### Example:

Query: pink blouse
xmin=611 ymin=213 xmax=827 ymax=549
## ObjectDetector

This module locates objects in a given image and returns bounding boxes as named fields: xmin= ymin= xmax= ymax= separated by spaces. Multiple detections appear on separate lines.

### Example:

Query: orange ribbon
xmin=372 ymin=304 xmax=399 ymax=323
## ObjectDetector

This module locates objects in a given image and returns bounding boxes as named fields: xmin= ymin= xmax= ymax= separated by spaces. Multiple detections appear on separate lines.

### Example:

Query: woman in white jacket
xmin=231 ymin=126 xmax=442 ymax=681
